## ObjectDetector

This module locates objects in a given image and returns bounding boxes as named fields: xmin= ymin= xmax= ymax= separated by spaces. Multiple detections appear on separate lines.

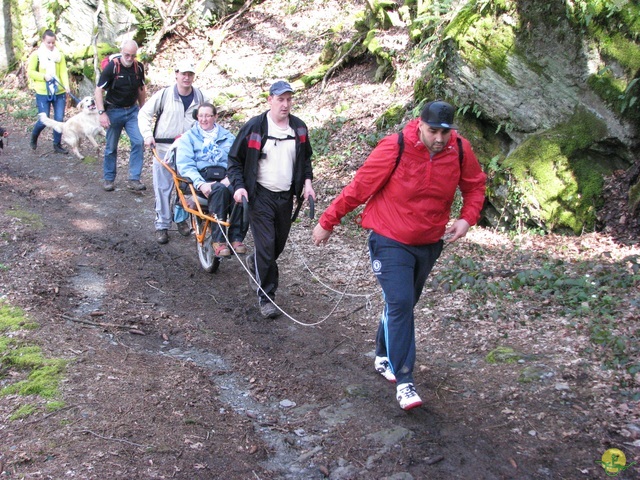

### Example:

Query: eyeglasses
xmin=122 ymin=53 xmax=136 ymax=58
xmin=198 ymin=114 xmax=215 ymax=119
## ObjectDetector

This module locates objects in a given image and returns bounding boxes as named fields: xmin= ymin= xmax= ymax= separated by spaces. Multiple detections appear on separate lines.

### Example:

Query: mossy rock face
xmin=455 ymin=114 xmax=504 ymax=165
xmin=445 ymin=4 xmax=516 ymax=85
xmin=502 ymin=108 xmax=620 ymax=234
xmin=300 ymin=64 xmax=331 ymax=89
xmin=375 ymin=103 xmax=406 ymax=130
xmin=363 ymin=30 xmax=394 ymax=82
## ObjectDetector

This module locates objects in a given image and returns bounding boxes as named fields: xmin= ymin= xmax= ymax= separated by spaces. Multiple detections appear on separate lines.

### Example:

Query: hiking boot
xmin=127 ymin=180 xmax=146 ymax=191
xmin=246 ymin=254 xmax=256 ymax=276
xmin=259 ymin=300 xmax=281 ymax=319
xmin=30 ymin=135 xmax=37 ymax=151
xmin=396 ymin=383 xmax=423 ymax=411
xmin=231 ymin=241 xmax=247 ymax=254
xmin=155 ymin=229 xmax=169 ymax=244
xmin=53 ymin=143 xmax=68 ymax=154
xmin=103 ymin=180 xmax=115 ymax=192
xmin=374 ymin=356 xmax=396 ymax=383
xmin=176 ymin=220 xmax=191 ymax=236
xmin=212 ymin=242 xmax=231 ymax=257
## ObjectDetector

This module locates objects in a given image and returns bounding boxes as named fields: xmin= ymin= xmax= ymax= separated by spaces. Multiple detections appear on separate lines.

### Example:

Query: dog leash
xmin=49 ymin=77 xmax=83 ymax=104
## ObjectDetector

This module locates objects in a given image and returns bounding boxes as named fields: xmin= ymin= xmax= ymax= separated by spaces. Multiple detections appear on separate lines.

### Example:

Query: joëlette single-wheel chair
xmin=152 ymin=147 xmax=249 ymax=273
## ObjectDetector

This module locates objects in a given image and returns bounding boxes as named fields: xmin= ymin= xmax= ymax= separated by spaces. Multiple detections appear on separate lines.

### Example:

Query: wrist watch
xmin=98 ymin=109 xmax=105 ymax=114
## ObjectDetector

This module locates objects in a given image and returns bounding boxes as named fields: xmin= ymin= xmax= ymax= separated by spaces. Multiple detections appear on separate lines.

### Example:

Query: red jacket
xmin=319 ymin=119 xmax=486 ymax=245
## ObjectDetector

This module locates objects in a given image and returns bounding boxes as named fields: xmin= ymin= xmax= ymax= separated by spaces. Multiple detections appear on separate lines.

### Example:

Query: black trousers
xmin=249 ymin=183 xmax=293 ymax=303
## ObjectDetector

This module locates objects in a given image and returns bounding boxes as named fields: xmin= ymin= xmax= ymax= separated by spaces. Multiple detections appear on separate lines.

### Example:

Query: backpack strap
xmin=396 ymin=131 xmax=404 ymax=168
xmin=194 ymin=87 xmax=204 ymax=106
xmin=153 ymin=87 xmax=172 ymax=142
xmin=266 ymin=134 xmax=296 ymax=145
xmin=112 ymin=57 xmax=142 ymax=81
xmin=456 ymin=136 xmax=464 ymax=166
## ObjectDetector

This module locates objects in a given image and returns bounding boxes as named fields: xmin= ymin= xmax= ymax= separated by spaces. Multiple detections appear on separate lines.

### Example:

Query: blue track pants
xmin=368 ymin=231 xmax=443 ymax=385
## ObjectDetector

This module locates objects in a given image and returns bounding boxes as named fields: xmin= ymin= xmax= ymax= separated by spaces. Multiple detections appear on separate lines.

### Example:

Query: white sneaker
xmin=374 ymin=356 xmax=396 ymax=382
xmin=396 ymin=383 xmax=422 ymax=410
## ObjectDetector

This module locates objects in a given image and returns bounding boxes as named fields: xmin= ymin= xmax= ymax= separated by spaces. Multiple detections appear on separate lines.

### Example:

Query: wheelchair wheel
xmin=194 ymin=216 xmax=220 ymax=273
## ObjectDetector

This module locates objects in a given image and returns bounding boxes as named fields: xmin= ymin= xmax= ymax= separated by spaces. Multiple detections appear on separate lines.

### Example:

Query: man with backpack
xmin=138 ymin=60 xmax=208 ymax=244
xmin=95 ymin=39 xmax=146 ymax=192
xmin=312 ymin=101 xmax=486 ymax=411
xmin=228 ymin=80 xmax=316 ymax=319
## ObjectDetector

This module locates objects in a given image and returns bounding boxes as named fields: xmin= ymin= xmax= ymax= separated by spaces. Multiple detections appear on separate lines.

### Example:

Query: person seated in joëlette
xmin=174 ymin=103 xmax=248 ymax=257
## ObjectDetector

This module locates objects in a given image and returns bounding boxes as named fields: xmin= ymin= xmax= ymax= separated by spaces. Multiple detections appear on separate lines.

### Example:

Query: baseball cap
xmin=269 ymin=80 xmax=294 ymax=96
xmin=421 ymin=101 xmax=457 ymax=129
xmin=175 ymin=60 xmax=196 ymax=73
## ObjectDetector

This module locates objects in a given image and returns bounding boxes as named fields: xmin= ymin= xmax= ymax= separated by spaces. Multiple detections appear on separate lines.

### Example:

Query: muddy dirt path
xmin=0 ymin=127 xmax=628 ymax=479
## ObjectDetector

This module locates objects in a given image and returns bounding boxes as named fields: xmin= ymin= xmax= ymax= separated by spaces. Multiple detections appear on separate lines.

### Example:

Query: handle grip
xmin=308 ymin=196 xmax=315 ymax=219
xmin=242 ymin=195 xmax=249 ymax=231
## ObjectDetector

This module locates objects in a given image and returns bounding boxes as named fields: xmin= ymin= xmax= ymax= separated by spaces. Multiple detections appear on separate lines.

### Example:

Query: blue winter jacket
xmin=175 ymin=123 xmax=236 ymax=190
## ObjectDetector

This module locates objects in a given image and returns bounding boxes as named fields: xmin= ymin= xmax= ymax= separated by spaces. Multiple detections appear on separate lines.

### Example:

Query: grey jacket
xmin=138 ymin=85 xmax=207 ymax=159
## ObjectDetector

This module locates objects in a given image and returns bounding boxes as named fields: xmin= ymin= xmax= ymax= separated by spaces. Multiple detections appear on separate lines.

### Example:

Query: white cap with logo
xmin=175 ymin=60 xmax=196 ymax=73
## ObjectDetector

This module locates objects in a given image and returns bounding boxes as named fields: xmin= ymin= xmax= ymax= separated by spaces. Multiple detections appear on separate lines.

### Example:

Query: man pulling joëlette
xmin=227 ymin=80 xmax=315 ymax=319
xmin=313 ymin=101 xmax=486 ymax=410
xmin=138 ymin=60 xmax=207 ymax=244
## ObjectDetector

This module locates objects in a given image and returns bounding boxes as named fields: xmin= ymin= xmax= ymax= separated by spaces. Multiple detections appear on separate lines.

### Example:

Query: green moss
xmin=299 ymin=64 xmax=331 ymax=89
xmin=81 ymin=155 xmax=99 ymax=165
xmin=10 ymin=404 xmax=37 ymax=421
xmin=8 ymin=0 xmax=25 ymax=69
xmin=375 ymin=103 xmax=406 ymax=130
xmin=504 ymin=109 xmax=610 ymax=233
xmin=600 ymin=33 xmax=640 ymax=72
xmin=0 ymin=303 xmax=38 ymax=331
xmin=455 ymin=114 xmax=503 ymax=165
xmin=46 ymin=400 xmax=66 ymax=412
xmin=1 ymin=301 xmax=66 ymax=405
xmin=364 ymin=30 xmax=390 ymax=61
xmin=5 ymin=208 xmax=44 ymax=229
xmin=629 ymin=181 xmax=640 ymax=215
xmin=362 ymin=30 xmax=395 ymax=81
xmin=448 ymin=13 xmax=517 ymax=84
xmin=620 ymin=3 xmax=640 ymax=36
xmin=486 ymin=346 xmax=521 ymax=364
xmin=4 ymin=345 xmax=45 ymax=368
xmin=1 ymin=360 xmax=67 ymax=398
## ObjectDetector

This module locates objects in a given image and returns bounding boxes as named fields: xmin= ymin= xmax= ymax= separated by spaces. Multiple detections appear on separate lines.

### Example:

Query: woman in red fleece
xmin=313 ymin=101 xmax=486 ymax=410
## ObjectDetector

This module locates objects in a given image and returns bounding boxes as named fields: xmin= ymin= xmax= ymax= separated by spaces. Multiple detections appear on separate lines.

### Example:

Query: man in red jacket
xmin=312 ymin=101 xmax=486 ymax=410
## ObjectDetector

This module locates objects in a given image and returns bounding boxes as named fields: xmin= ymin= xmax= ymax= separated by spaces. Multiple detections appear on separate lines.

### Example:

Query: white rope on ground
xmin=288 ymin=235 xmax=380 ymax=299
xmin=214 ymin=221 xmax=379 ymax=327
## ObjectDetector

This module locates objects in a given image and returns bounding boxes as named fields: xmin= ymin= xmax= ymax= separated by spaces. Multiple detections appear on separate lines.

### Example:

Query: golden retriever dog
xmin=38 ymin=96 xmax=105 ymax=159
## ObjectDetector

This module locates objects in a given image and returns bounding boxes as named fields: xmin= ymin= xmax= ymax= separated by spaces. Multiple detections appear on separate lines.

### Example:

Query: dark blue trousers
xmin=368 ymin=231 xmax=443 ymax=385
